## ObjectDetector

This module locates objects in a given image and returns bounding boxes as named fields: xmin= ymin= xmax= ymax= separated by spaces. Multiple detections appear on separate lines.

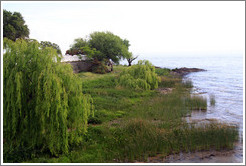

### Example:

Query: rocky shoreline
xmin=170 ymin=67 xmax=206 ymax=76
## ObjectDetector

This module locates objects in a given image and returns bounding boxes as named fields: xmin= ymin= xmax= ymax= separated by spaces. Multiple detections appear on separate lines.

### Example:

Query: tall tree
xmin=40 ymin=41 xmax=62 ymax=55
xmin=3 ymin=10 xmax=30 ymax=41
xmin=3 ymin=38 xmax=94 ymax=157
xmin=88 ymin=31 xmax=129 ymax=64
xmin=70 ymin=38 xmax=88 ymax=50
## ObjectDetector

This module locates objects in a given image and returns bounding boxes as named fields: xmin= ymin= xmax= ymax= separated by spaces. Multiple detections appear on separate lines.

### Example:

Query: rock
xmin=171 ymin=67 xmax=206 ymax=76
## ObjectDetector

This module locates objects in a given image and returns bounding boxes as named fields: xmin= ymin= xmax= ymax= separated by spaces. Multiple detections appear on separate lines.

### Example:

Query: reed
xmin=210 ymin=94 xmax=216 ymax=106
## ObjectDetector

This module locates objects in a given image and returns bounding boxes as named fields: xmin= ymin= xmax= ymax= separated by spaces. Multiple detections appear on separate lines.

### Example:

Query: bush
xmin=118 ymin=60 xmax=160 ymax=90
xmin=89 ymin=59 xmax=109 ymax=74
xmin=3 ymin=38 xmax=94 ymax=158
xmin=155 ymin=68 xmax=171 ymax=76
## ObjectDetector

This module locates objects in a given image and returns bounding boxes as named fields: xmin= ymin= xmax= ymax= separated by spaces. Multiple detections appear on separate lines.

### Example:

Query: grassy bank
xmin=7 ymin=66 xmax=238 ymax=163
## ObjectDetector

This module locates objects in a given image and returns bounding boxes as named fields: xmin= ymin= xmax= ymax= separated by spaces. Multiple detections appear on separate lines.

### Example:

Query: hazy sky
xmin=2 ymin=1 xmax=245 ymax=58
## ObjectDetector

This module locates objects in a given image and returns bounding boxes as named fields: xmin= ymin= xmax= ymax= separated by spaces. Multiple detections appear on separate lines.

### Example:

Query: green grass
xmin=185 ymin=95 xmax=207 ymax=111
xmin=8 ymin=65 xmax=238 ymax=163
xmin=155 ymin=68 xmax=171 ymax=76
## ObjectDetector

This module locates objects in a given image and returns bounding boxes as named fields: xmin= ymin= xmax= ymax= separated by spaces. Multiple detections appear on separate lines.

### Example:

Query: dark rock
xmin=171 ymin=67 xmax=206 ymax=76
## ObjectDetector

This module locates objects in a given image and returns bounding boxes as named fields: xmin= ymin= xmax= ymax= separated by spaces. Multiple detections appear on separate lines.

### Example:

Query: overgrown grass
xmin=155 ymin=68 xmax=171 ymax=76
xmin=16 ymin=65 xmax=238 ymax=163
xmin=185 ymin=95 xmax=207 ymax=111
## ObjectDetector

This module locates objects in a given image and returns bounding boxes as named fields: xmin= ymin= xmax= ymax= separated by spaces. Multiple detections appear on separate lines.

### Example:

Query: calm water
xmin=137 ymin=55 xmax=244 ymax=136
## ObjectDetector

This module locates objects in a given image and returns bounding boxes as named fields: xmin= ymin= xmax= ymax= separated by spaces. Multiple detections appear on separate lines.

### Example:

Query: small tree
xmin=125 ymin=52 xmax=139 ymax=66
xmin=118 ymin=60 xmax=160 ymax=90
xmin=3 ymin=10 xmax=30 ymax=41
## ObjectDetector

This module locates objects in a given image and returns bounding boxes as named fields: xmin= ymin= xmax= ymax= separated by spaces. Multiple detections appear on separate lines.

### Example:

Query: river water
xmin=135 ymin=54 xmax=244 ymax=163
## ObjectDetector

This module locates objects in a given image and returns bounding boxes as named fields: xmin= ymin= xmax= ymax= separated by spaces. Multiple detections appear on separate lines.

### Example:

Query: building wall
xmin=64 ymin=60 xmax=93 ymax=73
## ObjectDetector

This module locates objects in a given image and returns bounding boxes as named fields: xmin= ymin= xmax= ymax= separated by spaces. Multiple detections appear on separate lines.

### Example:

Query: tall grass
xmin=185 ymin=95 xmax=207 ymax=111
xmin=210 ymin=94 xmax=216 ymax=106
xmin=20 ymin=65 xmax=238 ymax=163
xmin=110 ymin=119 xmax=238 ymax=162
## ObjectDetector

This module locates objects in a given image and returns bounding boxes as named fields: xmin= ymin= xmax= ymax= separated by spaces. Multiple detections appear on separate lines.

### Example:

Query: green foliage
xmin=68 ymin=32 xmax=131 ymax=72
xmin=3 ymin=10 xmax=30 ymax=41
xmin=69 ymin=32 xmax=130 ymax=64
xmin=89 ymin=59 xmax=109 ymax=74
xmin=155 ymin=68 xmax=171 ymax=76
xmin=158 ymin=76 xmax=181 ymax=88
xmin=125 ymin=52 xmax=138 ymax=66
xmin=88 ymin=31 xmax=129 ymax=63
xmin=70 ymin=37 xmax=88 ymax=50
xmin=80 ymin=46 xmax=101 ymax=60
xmin=66 ymin=38 xmax=89 ymax=55
xmin=118 ymin=60 xmax=160 ymax=90
xmin=182 ymin=79 xmax=193 ymax=88
xmin=3 ymin=38 xmax=94 ymax=158
xmin=185 ymin=95 xmax=207 ymax=110
xmin=6 ymin=62 xmax=238 ymax=163
xmin=40 ymin=41 xmax=62 ymax=55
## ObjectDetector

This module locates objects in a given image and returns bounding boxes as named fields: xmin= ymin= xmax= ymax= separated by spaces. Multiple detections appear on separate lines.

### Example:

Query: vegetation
xmin=185 ymin=95 xmax=207 ymax=111
xmin=4 ymin=65 xmax=237 ymax=163
xmin=155 ymin=68 xmax=171 ymax=76
xmin=125 ymin=52 xmax=138 ymax=66
xmin=3 ymin=38 xmax=94 ymax=161
xmin=118 ymin=60 xmax=160 ymax=90
xmin=40 ymin=41 xmax=62 ymax=55
xmin=3 ymin=10 xmax=238 ymax=164
xmin=3 ymin=10 xmax=30 ymax=41
xmin=210 ymin=94 xmax=216 ymax=106
xmin=2 ymin=11 xmax=238 ymax=163
xmin=88 ymin=31 xmax=129 ymax=64
xmin=67 ymin=31 xmax=132 ymax=72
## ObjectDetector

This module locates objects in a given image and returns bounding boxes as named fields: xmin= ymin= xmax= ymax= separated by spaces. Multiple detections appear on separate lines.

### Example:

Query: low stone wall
xmin=64 ymin=60 xmax=93 ymax=73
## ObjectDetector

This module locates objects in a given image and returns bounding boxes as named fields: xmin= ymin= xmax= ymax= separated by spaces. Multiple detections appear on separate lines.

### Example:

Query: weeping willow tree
xmin=3 ymin=38 xmax=94 ymax=156
xmin=118 ymin=60 xmax=160 ymax=90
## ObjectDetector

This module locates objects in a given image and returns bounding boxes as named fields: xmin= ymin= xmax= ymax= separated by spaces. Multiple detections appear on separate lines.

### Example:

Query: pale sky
xmin=2 ymin=1 xmax=245 ymax=58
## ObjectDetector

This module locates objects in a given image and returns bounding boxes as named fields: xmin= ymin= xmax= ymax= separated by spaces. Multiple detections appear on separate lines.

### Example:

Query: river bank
xmin=14 ymin=65 xmax=239 ymax=163
xmin=151 ymin=67 xmax=243 ymax=163
xmin=145 ymin=142 xmax=243 ymax=163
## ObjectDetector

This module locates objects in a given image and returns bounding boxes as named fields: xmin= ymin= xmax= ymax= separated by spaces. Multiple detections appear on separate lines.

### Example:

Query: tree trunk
xmin=111 ymin=64 xmax=113 ymax=71
xmin=127 ymin=59 xmax=132 ymax=66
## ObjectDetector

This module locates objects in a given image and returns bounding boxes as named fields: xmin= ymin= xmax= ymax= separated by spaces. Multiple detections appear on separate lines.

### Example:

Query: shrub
xmin=3 ymin=38 xmax=94 ymax=158
xmin=118 ymin=60 xmax=160 ymax=90
xmin=155 ymin=68 xmax=171 ymax=76
xmin=89 ymin=59 xmax=109 ymax=74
